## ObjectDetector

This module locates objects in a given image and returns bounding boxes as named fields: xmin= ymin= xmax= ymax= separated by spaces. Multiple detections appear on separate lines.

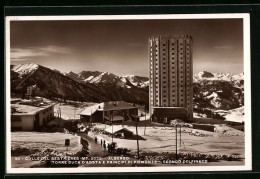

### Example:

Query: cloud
xmin=213 ymin=45 xmax=233 ymax=49
xmin=10 ymin=46 xmax=72 ymax=61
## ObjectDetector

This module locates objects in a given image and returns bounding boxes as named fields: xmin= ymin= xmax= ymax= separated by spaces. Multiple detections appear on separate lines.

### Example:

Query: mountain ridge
xmin=11 ymin=63 xmax=244 ymax=110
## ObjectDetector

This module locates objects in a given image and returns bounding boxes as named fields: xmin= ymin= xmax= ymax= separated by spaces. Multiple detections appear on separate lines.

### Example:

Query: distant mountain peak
xmin=12 ymin=63 xmax=39 ymax=76
xmin=197 ymin=71 xmax=214 ymax=78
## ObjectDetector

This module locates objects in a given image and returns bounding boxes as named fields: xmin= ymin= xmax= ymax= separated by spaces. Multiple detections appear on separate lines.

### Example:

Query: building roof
xmin=11 ymin=103 xmax=54 ymax=116
xmin=80 ymin=101 xmax=137 ymax=116
xmin=79 ymin=103 xmax=104 ymax=116
xmin=104 ymin=125 xmax=134 ymax=134
xmin=103 ymin=101 xmax=137 ymax=111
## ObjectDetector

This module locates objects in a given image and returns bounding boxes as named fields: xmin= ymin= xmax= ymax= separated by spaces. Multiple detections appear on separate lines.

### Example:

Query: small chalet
xmin=80 ymin=101 xmax=138 ymax=123
xmin=104 ymin=125 xmax=134 ymax=138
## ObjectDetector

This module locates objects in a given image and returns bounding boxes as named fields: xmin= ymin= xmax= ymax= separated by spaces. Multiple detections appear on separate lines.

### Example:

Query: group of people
xmin=94 ymin=137 xmax=107 ymax=151
xmin=101 ymin=139 xmax=108 ymax=151
xmin=94 ymin=137 xmax=115 ymax=152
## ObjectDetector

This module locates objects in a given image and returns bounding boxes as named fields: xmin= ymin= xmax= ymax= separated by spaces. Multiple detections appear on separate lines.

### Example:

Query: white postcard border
xmin=5 ymin=13 xmax=251 ymax=173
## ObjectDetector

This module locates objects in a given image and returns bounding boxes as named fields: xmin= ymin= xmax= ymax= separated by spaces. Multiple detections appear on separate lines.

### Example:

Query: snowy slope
xmin=12 ymin=63 xmax=39 ymax=76
xmin=121 ymin=75 xmax=149 ymax=88
xmin=194 ymin=71 xmax=244 ymax=88
xmin=65 ymin=70 xmax=149 ymax=88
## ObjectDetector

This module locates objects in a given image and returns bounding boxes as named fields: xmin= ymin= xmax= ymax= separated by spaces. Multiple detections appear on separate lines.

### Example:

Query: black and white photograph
xmin=5 ymin=14 xmax=251 ymax=173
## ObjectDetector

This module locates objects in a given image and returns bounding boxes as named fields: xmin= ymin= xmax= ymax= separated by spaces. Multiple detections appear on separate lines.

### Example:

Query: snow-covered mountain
xmin=193 ymin=71 xmax=244 ymax=110
xmin=12 ymin=63 xmax=39 ymax=77
xmin=65 ymin=70 xmax=243 ymax=91
xmin=121 ymin=75 xmax=149 ymax=88
xmin=194 ymin=71 xmax=244 ymax=88
xmin=11 ymin=63 xmax=149 ymax=106
xmin=11 ymin=63 xmax=244 ymax=111
xmin=65 ymin=70 xmax=149 ymax=88
xmin=10 ymin=63 xmax=109 ymax=102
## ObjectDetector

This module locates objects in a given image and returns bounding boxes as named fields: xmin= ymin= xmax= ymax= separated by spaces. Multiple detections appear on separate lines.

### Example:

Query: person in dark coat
xmin=101 ymin=139 xmax=103 ymax=147
xmin=107 ymin=144 xmax=111 ymax=153
xmin=103 ymin=143 xmax=106 ymax=151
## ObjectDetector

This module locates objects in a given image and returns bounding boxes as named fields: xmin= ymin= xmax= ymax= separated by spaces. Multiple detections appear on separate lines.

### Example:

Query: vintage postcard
xmin=5 ymin=14 xmax=251 ymax=173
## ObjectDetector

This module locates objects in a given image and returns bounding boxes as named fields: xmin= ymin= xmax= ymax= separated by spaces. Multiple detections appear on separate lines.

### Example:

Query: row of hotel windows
xmin=151 ymin=42 xmax=190 ymax=49
xmin=151 ymin=61 xmax=191 ymax=68
xmin=153 ymin=90 xmax=191 ymax=97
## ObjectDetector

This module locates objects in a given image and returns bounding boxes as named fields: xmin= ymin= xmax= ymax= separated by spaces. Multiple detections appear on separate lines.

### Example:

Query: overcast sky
xmin=10 ymin=18 xmax=243 ymax=77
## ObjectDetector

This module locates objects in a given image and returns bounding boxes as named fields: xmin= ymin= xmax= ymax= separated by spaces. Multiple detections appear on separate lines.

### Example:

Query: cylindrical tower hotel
xmin=149 ymin=35 xmax=193 ymax=122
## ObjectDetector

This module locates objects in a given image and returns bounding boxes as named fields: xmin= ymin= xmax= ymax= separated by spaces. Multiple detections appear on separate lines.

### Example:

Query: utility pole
xmin=135 ymin=116 xmax=140 ymax=159
xmin=90 ymin=111 xmax=92 ymax=124
xmin=74 ymin=107 xmax=76 ymax=121
xmin=57 ymin=108 xmax=61 ymax=131
xmin=175 ymin=125 xmax=178 ymax=159
xmin=112 ymin=112 xmax=114 ymax=143
xmin=144 ymin=106 xmax=146 ymax=135
xmin=180 ymin=125 xmax=182 ymax=147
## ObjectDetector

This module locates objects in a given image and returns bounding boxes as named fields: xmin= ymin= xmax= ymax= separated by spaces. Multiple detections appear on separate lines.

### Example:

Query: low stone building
xmin=80 ymin=101 xmax=138 ymax=123
xmin=11 ymin=100 xmax=55 ymax=131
